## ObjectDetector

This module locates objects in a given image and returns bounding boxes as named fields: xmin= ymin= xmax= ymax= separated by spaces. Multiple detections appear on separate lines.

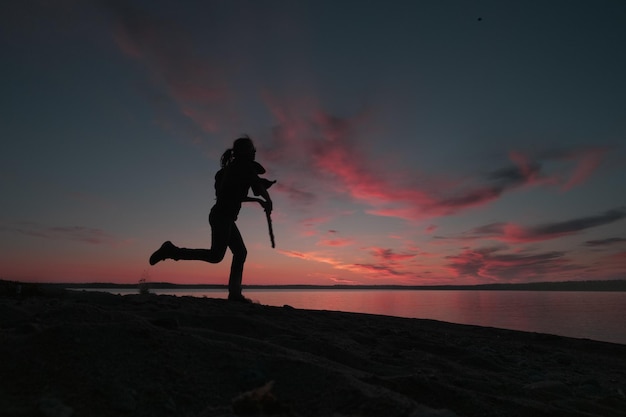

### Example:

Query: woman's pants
xmin=174 ymin=209 xmax=247 ymax=296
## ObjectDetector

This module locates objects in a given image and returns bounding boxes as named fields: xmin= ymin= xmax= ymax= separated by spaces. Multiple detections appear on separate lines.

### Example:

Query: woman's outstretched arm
xmin=243 ymin=194 xmax=272 ymax=213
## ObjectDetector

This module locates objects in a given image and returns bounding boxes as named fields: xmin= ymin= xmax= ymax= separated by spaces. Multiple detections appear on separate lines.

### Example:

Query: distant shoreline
xmin=5 ymin=279 xmax=625 ymax=292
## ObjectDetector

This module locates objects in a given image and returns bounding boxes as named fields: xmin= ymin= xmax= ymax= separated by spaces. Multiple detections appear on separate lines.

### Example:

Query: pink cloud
xmin=445 ymin=246 xmax=581 ymax=282
xmin=458 ymin=208 xmax=626 ymax=243
xmin=317 ymin=238 xmax=355 ymax=247
xmin=314 ymin=230 xmax=355 ymax=247
xmin=344 ymin=247 xmax=419 ymax=278
xmin=509 ymin=151 xmax=537 ymax=181
xmin=276 ymin=249 xmax=372 ymax=278
xmin=560 ymin=147 xmax=608 ymax=190
xmin=264 ymin=96 xmax=611 ymax=224
xmin=370 ymin=247 xmax=416 ymax=262
xmin=277 ymin=246 xmax=417 ymax=280
xmin=300 ymin=216 xmax=333 ymax=227
xmin=507 ymin=151 xmax=552 ymax=186
xmin=506 ymin=147 xmax=608 ymax=191
xmin=107 ymin=2 xmax=232 ymax=133
xmin=264 ymin=101 xmax=491 ymax=220
xmin=278 ymin=249 xmax=308 ymax=259
xmin=293 ymin=215 xmax=333 ymax=237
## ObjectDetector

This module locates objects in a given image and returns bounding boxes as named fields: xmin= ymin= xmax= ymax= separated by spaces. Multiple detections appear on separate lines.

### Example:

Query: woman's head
xmin=233 ymin=136 xmax=256 ymax=160
xmin=220 ymin=135 xmax=256 ymax=167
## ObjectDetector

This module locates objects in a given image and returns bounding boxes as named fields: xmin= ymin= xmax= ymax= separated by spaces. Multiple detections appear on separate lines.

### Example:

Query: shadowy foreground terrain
xmin=1 ymin=283 xmax=625 ymax=417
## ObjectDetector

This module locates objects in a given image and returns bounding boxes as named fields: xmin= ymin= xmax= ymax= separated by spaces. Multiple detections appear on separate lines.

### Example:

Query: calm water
xmin=91 ymin=289 xmax=626 ymax=345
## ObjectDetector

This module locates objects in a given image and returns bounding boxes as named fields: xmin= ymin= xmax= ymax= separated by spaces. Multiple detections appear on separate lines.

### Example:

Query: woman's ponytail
xmin=220 ymin=149 xmax=234 ymax=168
xmin=221 ymin=136 xmax=254 ymax=167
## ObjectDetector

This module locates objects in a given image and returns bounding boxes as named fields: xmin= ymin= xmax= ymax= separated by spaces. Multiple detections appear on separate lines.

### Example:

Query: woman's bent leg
xmin=171 ymin=213 xmax=231 ymax=263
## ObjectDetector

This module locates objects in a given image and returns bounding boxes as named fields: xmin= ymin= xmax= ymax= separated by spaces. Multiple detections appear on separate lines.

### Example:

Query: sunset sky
xmin=1 ymin=0 xmax=625 ymax=286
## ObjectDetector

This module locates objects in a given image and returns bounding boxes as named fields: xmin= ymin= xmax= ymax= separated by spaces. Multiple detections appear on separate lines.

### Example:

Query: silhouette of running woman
xmin=149 ymin=136 xmax=275 ymax=302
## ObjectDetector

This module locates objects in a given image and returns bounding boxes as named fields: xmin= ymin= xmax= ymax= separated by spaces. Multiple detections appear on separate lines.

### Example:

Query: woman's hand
xmin=261 ymin=199 xmax=273 ymax=214
xmin=242 ymin=196 xmax=272 ymax=213
xmin=243 ymin=197 xmax=262 ymax=204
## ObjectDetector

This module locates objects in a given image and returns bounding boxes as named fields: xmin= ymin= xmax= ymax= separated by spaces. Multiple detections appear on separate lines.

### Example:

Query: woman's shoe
xmin=149 ymin=241 xmax=177 ymax=265
xmin=228 ymin=293 xmax=253 ymax=303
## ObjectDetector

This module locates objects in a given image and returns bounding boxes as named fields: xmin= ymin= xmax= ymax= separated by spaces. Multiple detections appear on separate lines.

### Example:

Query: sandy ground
xmin=1 ymin=283 xmax=625 ymax=417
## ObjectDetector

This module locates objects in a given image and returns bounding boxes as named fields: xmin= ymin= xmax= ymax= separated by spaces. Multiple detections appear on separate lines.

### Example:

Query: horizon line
xmin=8 ymin=278 xmax=624 ymax=291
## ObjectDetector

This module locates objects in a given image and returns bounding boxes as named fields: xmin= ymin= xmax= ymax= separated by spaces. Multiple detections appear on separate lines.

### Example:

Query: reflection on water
xmin=83 ymin=288 xmax=626 ymax=345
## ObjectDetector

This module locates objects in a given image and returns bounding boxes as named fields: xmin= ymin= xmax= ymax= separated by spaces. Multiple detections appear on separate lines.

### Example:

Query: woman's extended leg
xmin=148 ymin=211 xmax=231 ymax=265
